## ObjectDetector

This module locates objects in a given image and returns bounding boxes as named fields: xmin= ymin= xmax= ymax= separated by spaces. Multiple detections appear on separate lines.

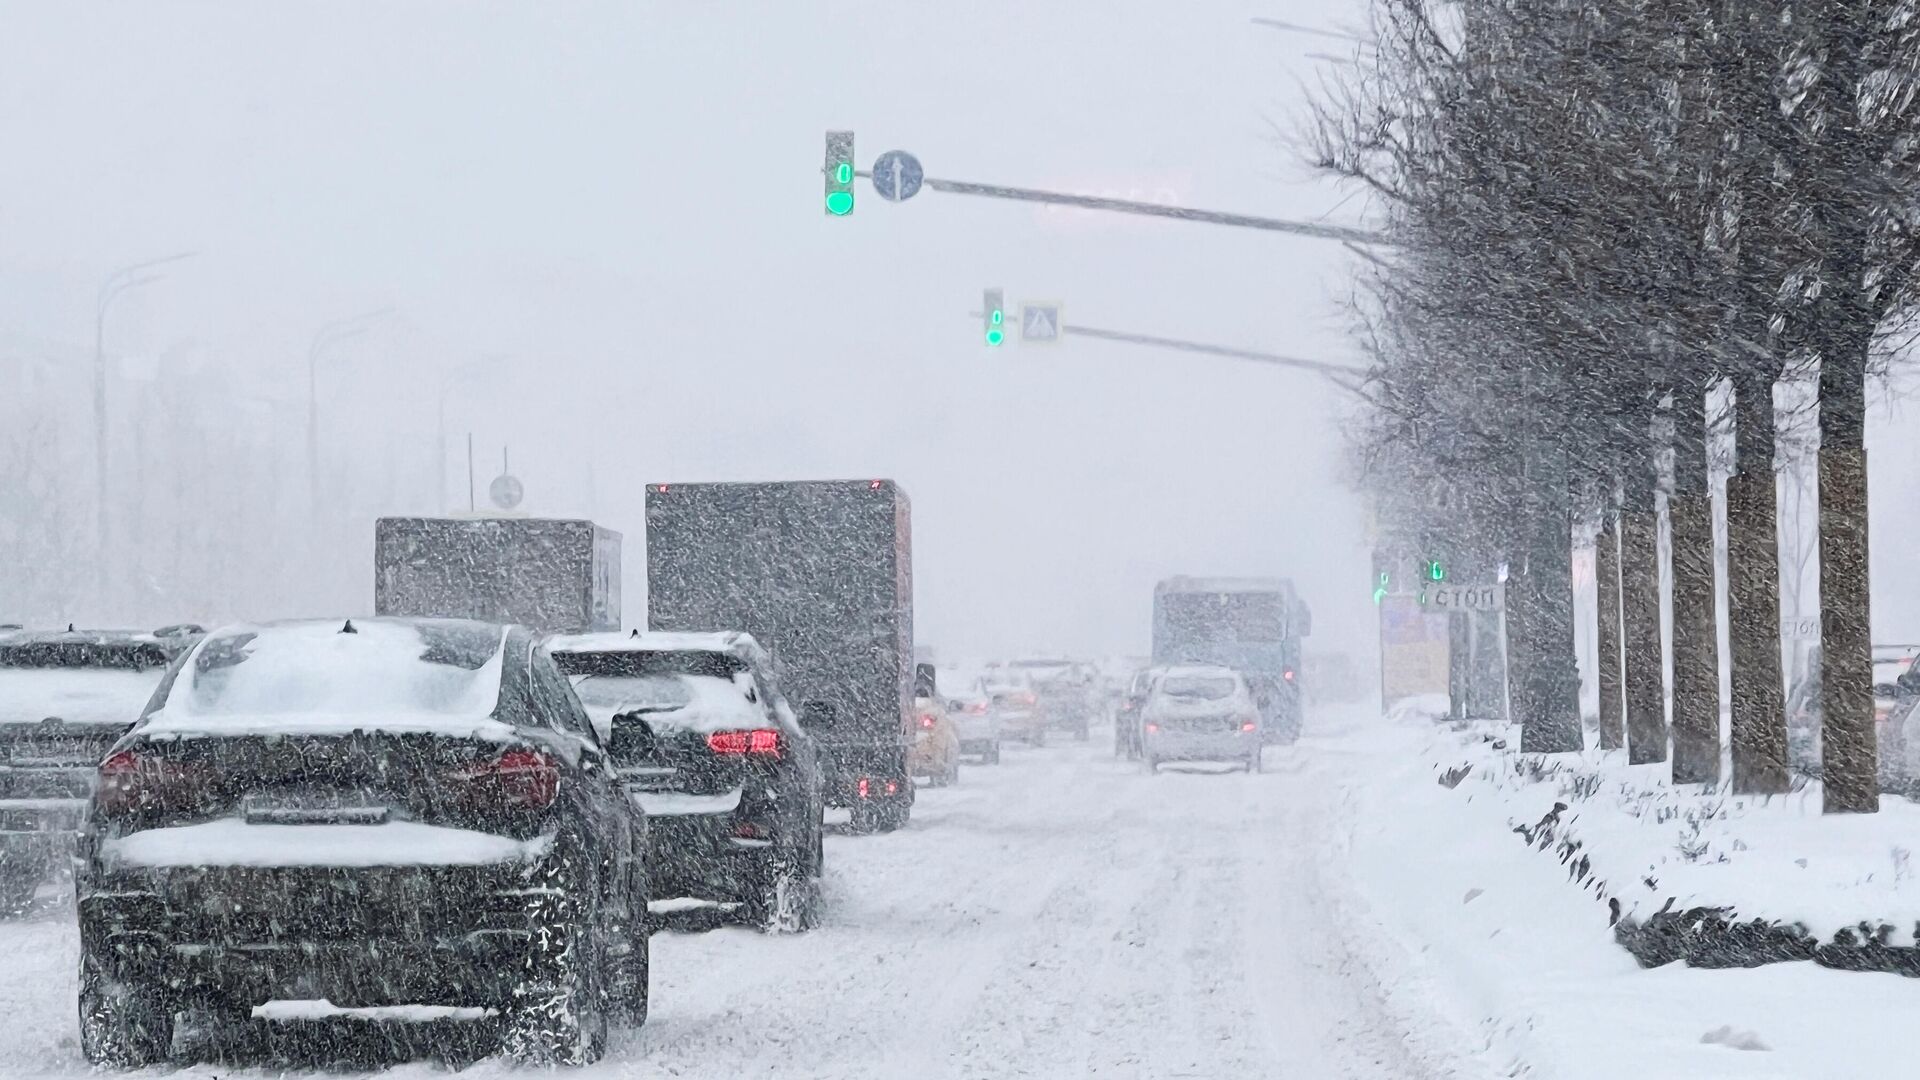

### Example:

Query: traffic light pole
xmin=970 ymin=309 xmax=1368 ymax=394
xmin=860 ymin=170 xmax=1384 ymax=245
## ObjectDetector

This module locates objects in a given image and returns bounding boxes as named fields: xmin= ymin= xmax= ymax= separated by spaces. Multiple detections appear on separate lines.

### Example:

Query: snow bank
xmin=1335 ymin=711 xmax=1920 ymax=1079
xmin=103 ymin=818 xmax=552 ymax=868
xmin=1423 ymin=718 xmax=1920 ymax=958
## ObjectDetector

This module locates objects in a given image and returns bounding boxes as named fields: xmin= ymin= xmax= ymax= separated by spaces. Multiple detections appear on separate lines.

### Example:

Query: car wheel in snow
xmin=748 ymin=853 xmax=818 ymax=934
xmin=849 ymin=802 xmax=882 ymax=833
xmin=78 ymin=949 xmax=175 ymax=1068
xmin=500 ymin=870 xmax=609 ymax=1066
xmin=615 ymin=927 xmax=650 ymax=1027
xmin=943 ymin=758 xmax=961 ymax=786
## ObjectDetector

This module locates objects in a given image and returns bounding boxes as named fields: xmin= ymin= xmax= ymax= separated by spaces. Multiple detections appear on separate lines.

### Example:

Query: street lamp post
xmin=305 ymin=308 xmax=395 ymax=520
xmin=437 ymin=356 xmax=506 ymax=514
xmin=92 ymin=252 xmax=197 ymax=604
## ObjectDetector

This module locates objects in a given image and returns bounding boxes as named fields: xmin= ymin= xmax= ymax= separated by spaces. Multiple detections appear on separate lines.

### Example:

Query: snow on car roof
xmin=0 ymin=667 xmax=168 ymax=727
xmin=138 ymin=618 xmax=513 ymax=740
xmin=547 ymin=630 xmax=758 ymax=656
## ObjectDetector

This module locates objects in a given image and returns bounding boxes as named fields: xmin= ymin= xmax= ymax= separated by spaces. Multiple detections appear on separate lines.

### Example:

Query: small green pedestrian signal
xmin=984 ymin=288 xmax=1006 ymax=346
xmin=824 ymin=131 xmax=855 ymax=217
xmin=1372 ymin=571 xmax=1390 ymax=605
xmin=1425 ymin=559 xmax=1446 ymax=582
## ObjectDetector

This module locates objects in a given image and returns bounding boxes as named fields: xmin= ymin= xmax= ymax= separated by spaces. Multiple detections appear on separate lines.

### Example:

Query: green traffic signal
xmin=1372 ymin=571 xmax=1389 ymax=604
xmin=1425 ymin=559 xmax=1446 ymax=581
xmin=983 ymin=288 xmax=1005 ymax=346
xmin=824 ymin=130 xmax=855 ymax=217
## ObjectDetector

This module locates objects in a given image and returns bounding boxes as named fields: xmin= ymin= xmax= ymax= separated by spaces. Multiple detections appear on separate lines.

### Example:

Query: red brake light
xmin=452 ymin=748 xmax=560 ymax=810
xmin=707 ymin=729 xmax=782 ymax=757
xmin=656 ymin=484 xmax=670 ymax=493
xmin=1241 ymin=722 xmax=1258 ymax=732
xmin=870 ymin=479 xmax=884 ymax=490
xmin=98 ymin=749 xmax=209 ymax=817
xmin=1283 ymin=669 xmax=1296 ymax=682
xmin=965 ymin=702 xmax=988 ymax=715
xmin=857 ymin=777 xmax=871 ymax=799
xmin=918 ymin=713 xmax=937 ymax=730
xmin=1144 ymin=723 xmax=1159 ymax=734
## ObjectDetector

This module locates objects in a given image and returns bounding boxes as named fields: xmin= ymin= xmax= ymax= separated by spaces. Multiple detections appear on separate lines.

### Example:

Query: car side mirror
xmin=607 ymin=712 xmax=659 ymax=765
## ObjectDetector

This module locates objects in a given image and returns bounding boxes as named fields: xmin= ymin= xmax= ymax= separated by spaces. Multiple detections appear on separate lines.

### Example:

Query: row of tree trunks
xmin=1669 ymin=389 xmax=1721 ymax=784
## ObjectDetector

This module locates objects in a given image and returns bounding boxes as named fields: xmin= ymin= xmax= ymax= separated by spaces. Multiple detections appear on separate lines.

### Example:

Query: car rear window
xmin=170 ymin=621 xmax=505 ymax=718
xmin=1160 ymin=675 xmax=1238 ymax=700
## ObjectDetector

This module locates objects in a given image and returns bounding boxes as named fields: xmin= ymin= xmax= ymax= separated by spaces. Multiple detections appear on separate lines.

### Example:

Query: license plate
xmin=242 ymin=793 xmax=390 ymax=826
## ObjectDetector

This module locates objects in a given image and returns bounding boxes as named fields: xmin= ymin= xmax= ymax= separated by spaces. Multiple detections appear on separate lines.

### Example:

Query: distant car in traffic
xmin=1113 ymin=666 xmax=1165 ymax=761
xmin=910 ymin=696 xmax=961 ymax=786
xmin=551 ymin=630 xmax=825 ymax=933
xmin=984 ymin=672 xmax=1046 ymax=747
xmin=942 ymin=675 xmax=1002 ymax=764
xmin=1141 ymin=665 xmax=1263 ymax=773
xmin=76 ymin=618 xmax=648 ymax=1067
xmin=0 ymin=625 xmax=201 ymax=916
xmin=1786 ymin=644 xmax=1920 ymax=789
xmin=1006 ymin=658 xmax=1099 ymax=741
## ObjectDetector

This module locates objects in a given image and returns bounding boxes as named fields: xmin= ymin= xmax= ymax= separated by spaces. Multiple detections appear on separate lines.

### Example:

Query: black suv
xmin=75 ymin=618 xmax=648 ymax=1067
xmin=550 ymin=631 xmax=825 ymax=932
xmin=0 ymin=625 xmax=202 ymax=915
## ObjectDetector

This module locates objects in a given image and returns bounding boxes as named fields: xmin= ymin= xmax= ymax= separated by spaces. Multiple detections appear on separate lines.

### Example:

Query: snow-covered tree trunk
xmin=1669 ymin=388 xmax=1720 ymax=784
xmin=1594 ymin=507 xmax=1626 ymax=751
xmin=1818 ymin=331 xmax=1878 ymax=813
xmin=1725 ymin=374 xmax=1790 ymax=795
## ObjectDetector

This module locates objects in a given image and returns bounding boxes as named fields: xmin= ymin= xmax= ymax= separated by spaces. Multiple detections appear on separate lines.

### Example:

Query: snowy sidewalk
xmin=1334 ymin=709 xmax=1920 ymax=1079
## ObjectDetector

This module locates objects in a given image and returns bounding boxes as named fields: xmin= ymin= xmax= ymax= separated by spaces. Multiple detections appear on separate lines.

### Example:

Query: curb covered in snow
xmin=1430 ymin=720 xmax=1920 ymax=978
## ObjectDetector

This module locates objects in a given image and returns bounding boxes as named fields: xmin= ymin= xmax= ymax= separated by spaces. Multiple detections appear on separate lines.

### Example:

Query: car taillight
xmin=97 ymin=749 xmax=210 ymax=817
xmin=707 ymin=729 xmax=782 ymax=756
xmin=857 ymin=777 xmax=870 ymax=799
xmin=1144 ymin=723 xmax=1159 ymax=734
xmin=918 ymin=713 xmax=937 ymax=730
xmin=1017 ymin=692 xmax=1037 ymax=706
xmin=1241 ymin=722 xmax=1258 ymax=732
xmin=1283 ymin=669 xmax=1296 ymax=682
xmin=451 ymin=748 xmax=561 ymax=810
xmin=966 ymin=702 xmax=988 ymax=715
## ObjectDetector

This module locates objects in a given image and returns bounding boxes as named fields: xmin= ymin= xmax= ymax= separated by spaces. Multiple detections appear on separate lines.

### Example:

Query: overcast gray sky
xmin=0 ymin=1 xmax=1389 ymax=659
xmin=12 ymin=2 xmax=1918 ymax=664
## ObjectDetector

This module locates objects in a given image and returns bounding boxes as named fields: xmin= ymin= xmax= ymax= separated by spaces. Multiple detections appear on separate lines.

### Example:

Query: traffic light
xmin=824 ymin=131 xmax=855 ymax=216
xmin=1424 ymin=558 xmax=1447 ymax=582
xmin=983 ymin=288 xmax=1005 ymax=346
xmin=1373 ymin=571 xmax=1390 ymax=605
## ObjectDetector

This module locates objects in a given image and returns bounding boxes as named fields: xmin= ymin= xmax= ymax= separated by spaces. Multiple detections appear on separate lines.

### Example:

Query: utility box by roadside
xmin=374 ymin=516 xmax=621 ymax=633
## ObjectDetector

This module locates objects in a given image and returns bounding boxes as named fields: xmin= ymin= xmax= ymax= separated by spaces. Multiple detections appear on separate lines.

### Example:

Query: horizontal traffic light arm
xmin=862 ymin=170 xmax=1385 ymax=245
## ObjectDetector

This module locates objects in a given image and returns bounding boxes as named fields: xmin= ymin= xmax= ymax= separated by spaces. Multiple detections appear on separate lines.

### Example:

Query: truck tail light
xmin=707 ymin=729 xmax=782 ymax=756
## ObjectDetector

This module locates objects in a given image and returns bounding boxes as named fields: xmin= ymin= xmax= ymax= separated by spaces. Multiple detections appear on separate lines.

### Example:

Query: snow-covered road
xmin=0 ymin=709 xmax=1484 ymax=1079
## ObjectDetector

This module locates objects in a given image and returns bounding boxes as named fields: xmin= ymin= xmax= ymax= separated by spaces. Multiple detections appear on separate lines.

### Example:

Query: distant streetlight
xmin=93 ymin=251 xmax=198 ymax=600
xmin=306 ymin=308 xmax=396 ymax=518
xmin=437 ymin=356 xmax=507 ymax=513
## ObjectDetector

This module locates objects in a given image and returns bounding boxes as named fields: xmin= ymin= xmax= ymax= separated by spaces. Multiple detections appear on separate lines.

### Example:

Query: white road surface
xmin=0 ymin=708 xmax=1487 ymax=1079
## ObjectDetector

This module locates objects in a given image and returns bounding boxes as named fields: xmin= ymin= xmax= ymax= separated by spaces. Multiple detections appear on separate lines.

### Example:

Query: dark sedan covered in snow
xmin=74 ymin=617 xmax=648 ymax=1068
xmin=0 ymin=625 xmax=201 ymax=915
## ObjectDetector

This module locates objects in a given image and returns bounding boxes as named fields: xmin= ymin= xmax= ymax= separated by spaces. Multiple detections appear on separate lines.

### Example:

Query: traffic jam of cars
xmin=0 ymin=481 xmax=1322 ymax=1069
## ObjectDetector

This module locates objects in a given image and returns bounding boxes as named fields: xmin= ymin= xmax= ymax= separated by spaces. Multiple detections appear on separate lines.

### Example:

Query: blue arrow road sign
xmin=870 ymin=150 xmax=924 ymax=202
